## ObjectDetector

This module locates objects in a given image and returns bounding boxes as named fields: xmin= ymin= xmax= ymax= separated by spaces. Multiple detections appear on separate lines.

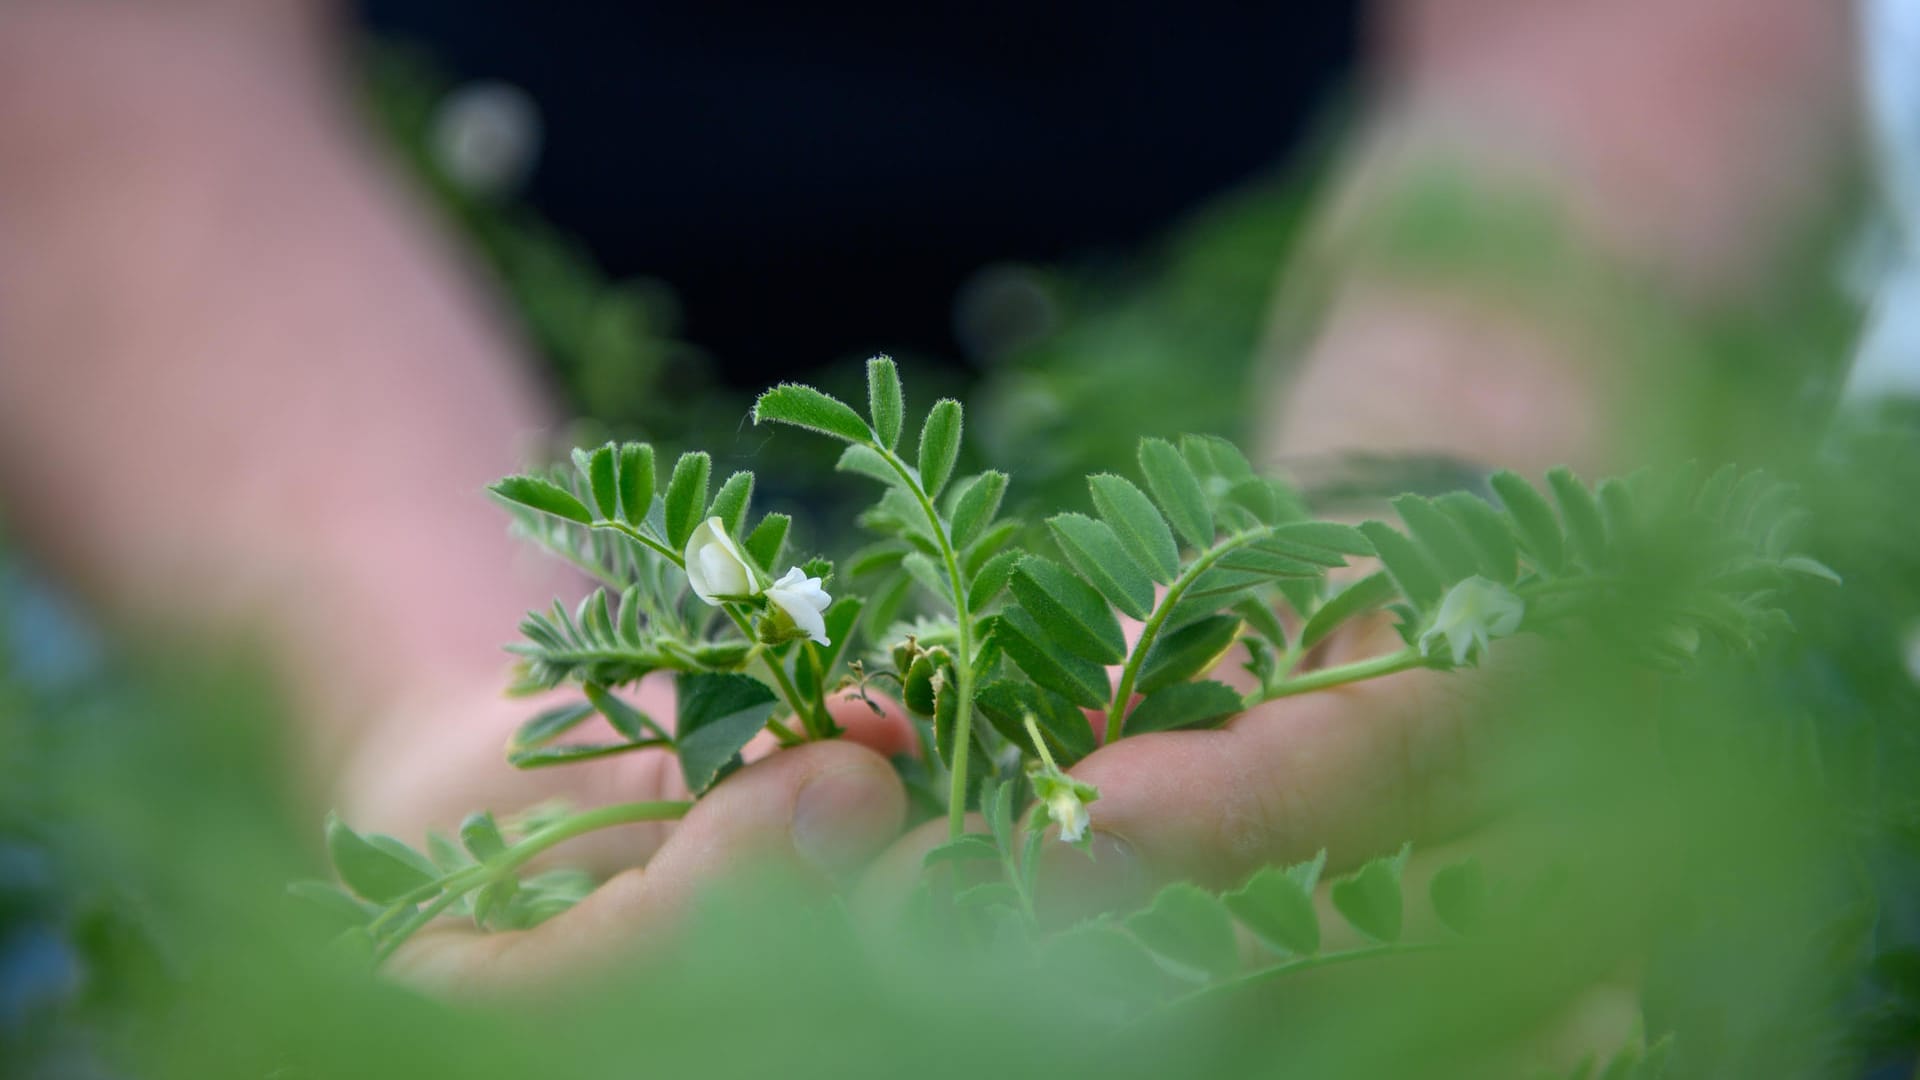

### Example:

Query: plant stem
xmin=725 ymin=608 xmax=816 ymax=741
xmin=1108 ymin=531 xmax=1265 ymax=740
xmin=369 ymin=800 xmax=693 ymax=961
xmin=591 ymin=519 xmax=683 ymax=565
xmin=1154 ymin=940 xmax=1462 ymax=1015
xmin=1250 ymin=647 xmax=1429 ymax=706
xmin=872 ymin=445 xmax=977 ymax=843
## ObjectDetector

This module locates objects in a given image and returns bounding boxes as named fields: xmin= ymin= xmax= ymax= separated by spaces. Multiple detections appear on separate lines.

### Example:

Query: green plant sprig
xmin=309 ymin=359 xmax=1835 ymax=971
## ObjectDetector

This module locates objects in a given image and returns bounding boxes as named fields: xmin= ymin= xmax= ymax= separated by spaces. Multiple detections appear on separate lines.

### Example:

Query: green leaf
xmin=1547 ymin=467 xmax=1607 ymax=569
xmin=287 ymin=880 xmax=373 ymax=931
xmin=744 ymin=513 xmax=791 ymax=573
xmin=1392 ymin=495 xmax=1481 ymax=582
xmin=707 ymin=471 xmax=754 ymax=536
xmin=974 ymin=679 xmax=1096 ymax=765
xmin=1125 ymin=680 xmax=1243 ymax=734
xmin=902 ymin=552 xmax=952 ymax=607
xmin=917 ymin=399 xmax=964 ymax=498
xmin=583 ymin=682 xmax=663 ymax=741
xmin=674 ymin=673 xmax=778 ymax=793
xmin=1429 ymin=858 xmax=1489 ymax=937
xmin=1048 ymin=513 xmax=1155 ymax=620
xmin=955 ymin=882 xmax=1022 ymax=910
xmin=836 ymin=444 xmax=902 ymax=487
xmin=1089 ymin=473 xmax=1180 ymax=584
xmin=1490 ymin=470 xmax=1565 ymax=575
xmin=1137 ymin=615 xmax=1241 ymax=694
xmin=1138 ymin=438 xmax=1213 ymax=550
xmin=509 ymin=702 xmax=596 ymax=750
xmin=1781 ymin=555 xmax=1842 ymax=585
xmin=1009 ymin=556 xmax=1126 ymax=664
xmin=990 ymin=609 xmax=1111 ymax=710
xmin=1436 ymin=492 xmax=1519 ymax=584
xmin=458 ymin=811 xmax=506 ymax=862
xmin=663 ymin=451 xmax=712 ymax=549
xmin=949 ymin=471 xmax=1008 ymax=549
xmin=902 ymin=652 xmax=940 ymax=716
xmin=1125 ymin=883 xmax=1240 ymax=980
xmin=1330 ymin=844 xmax=1409 ymax=943
xmin=1298 ymin=571 xmax=1397 ymax=651
xmin=752 ymin=383 xmax=873 ymax=444
xmin=1266 ymin=521 xmax=1375 ymax=558
xmin=325 ymin=813 xmax=433 ymax=904
xmin=1358 ymin=522 xmax=1443 ymax=612
xmin=582 ymin=443 xmax=619 ymax=520
xmin=1225 ymin=862 xmax=1321 ymax=955
xmin=617 ymin=442 xmax=655 ymax=526
xmin=508 ymin=741 xmax=666 ymax=768
xmin=866 ymin=355 xmax=904 ymax=450
xmin=923 ymin=835 xmax=1002 ymax=868
xmin=490 ymin=475 xmax=593 ymax=525
xmin=966 ymin=548 xmax=1022 ymax=613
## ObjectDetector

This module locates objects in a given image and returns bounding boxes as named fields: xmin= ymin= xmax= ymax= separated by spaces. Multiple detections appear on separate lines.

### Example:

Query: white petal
xmin=684 ymin=517 xmax=754 ymax=603
xmin=766 ymin=582 xmax=831 ymax=645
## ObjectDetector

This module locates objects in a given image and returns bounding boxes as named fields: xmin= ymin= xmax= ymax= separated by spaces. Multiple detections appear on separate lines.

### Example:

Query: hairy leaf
xmin=1048 ymin=513 xmax=1155 ymax=620
xmin=974 ymin=679 xmax=1096 ymax=765
xmin=990 ymin=609 xmax=1111 ymax=709
xmin=1009 ymin=556 xmax=1126 ymax=664
xmin=923 ymin=835 xmax=1001 ymax=868
xmin=583 ymin=443 xmax=619 ymax=520
xmin=510 ymin=702 xmax=597 ymax=751
xmin=1392 ymin=494 xmax=1481 ymax=582
xmin=966 ymin=548 xmax=1022 ymax=613
xmin=675 ymin=673 xmax=778 ymax=793
xmin=1299 ymin=571 xmax=1398 ymax=651
xmin=744 ymin=512 xmax=791 ymax=573
xmin=1137 ymin=614 xmax=1242 ymax=694
xmin=1429 ymin=858 xmax=1489 ymax=937
xmin=836 ymin=444 xmax=901 ymax=488
xmin=663 ymin=451 xmax=712 ymax=550
xmin=1138 ymin=438 xmax=1214 ymax=550
xmin=1125 ymin=680 xmax=1243 ymax=734
xmin=1548 ymin=467 xmax=1607 ymax=569
xmin=707 ymin=471 xmax=754 ymax=536
xmin=491 ymin=475 xmax=593 ymax=525
xmin=458 ymin=811 xmax=506 ymax=862
xmin=1436 ymin=492 xmax=1518 ymax=584
xmin=753 ymin=383 xmax=873 ymax=444
xmin=917 ymin=399 xmax=964 ymax=498
xmin=1358 ymin=522 xmax=1443 ymax=612
xmin=867 ymin=355 xmax=904 ymax=450
xmin=583 ymin=682 xmax=663 ymax=741
xmin=617 ymin=442 xmax=655 ymax=525
xmin=1089 ymin=473 xmax=1180 ymax=583
xmin=949 ymin=471 xmax=1008 ymax=549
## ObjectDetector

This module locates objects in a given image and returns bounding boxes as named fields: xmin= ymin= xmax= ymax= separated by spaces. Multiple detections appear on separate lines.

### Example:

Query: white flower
xmin=684 ymin=517 xmax=756 ymax=603
xmin=764 ymin=567 xmax=833 ymax=646
xmin=1418 ymin=576 xmax=1525 ymax=666
xmin=1045 ymin=786 xmax=1091 ymax=845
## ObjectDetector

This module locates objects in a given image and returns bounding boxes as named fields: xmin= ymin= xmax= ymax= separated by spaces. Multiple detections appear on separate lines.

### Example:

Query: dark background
xmin=358 ymin=1 xmax=1359 ymax=383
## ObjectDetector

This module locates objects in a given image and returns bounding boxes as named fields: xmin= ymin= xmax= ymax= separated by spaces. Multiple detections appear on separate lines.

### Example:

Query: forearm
xmin=1264 ymin=0 xmax=1856 ymax=469
xmin=0 ymin=5 xmax=564 ymax=779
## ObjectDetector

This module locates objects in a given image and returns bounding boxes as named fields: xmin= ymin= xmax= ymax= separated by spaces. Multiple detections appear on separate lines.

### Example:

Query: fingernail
xmin=792 ymin=765 xmax=892 ymax=882
xmin=1036 ymin=831 xmax=1149 ymax=927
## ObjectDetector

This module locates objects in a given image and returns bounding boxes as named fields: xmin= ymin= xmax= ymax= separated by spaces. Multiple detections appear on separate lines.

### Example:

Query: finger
xmin=388 ymin=740 xmax=906 ymax=996
xmin=1060 ymin=646 xmax=1534 ymax=892
xmin=822 ymin=687 xmax=919 ymax=758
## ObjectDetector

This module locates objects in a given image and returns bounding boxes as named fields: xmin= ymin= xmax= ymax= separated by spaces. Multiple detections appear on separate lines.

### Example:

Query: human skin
xmin=0 ymin=0 xmax=1853 ymax=1040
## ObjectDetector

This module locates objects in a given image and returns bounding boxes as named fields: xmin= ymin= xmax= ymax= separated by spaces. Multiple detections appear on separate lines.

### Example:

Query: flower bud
xmin=1418 ymin=576 xmax=1525 ymax=667
xmin=763 ymin=567 xmax=833 ymax=646
xmin=684 ymin=517 xmax=757 ymax=603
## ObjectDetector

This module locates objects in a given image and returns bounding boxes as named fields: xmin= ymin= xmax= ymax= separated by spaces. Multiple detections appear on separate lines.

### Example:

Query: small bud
xmin=1418 ymin=576 xmax=1525 ymax=667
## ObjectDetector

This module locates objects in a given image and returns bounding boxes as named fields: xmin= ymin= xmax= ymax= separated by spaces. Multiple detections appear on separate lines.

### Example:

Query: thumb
xmin=390 ymin=741 xmax=905 ymax=995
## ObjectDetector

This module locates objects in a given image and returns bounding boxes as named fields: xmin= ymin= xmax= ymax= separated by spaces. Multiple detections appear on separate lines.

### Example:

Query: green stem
xmin=1250 ymin=647 xmax=1429 ymax=706
xmin=590 ymin=519 xmax=683 ymax=565
xmin=1108 ymin=531 xmax=1266 ymax=740
xmin=1154 ymin=940 xmax=1462 ymax=1015
xmin=871 ymin=445 xmax=977 ymax=842
xmin=369 ymin=800 xmax=693 ymax=961
xmin=725 ymin=608 xmax=816 ymax=741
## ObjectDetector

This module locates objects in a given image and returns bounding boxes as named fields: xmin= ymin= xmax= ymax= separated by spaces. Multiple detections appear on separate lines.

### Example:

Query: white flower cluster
xmin=683 ymin=518 xmax=833 ymax=646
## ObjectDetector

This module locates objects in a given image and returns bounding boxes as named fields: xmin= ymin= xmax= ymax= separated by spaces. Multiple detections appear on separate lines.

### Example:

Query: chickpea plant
xmin=306 ymin=358 xmax=1834 ymax=1037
